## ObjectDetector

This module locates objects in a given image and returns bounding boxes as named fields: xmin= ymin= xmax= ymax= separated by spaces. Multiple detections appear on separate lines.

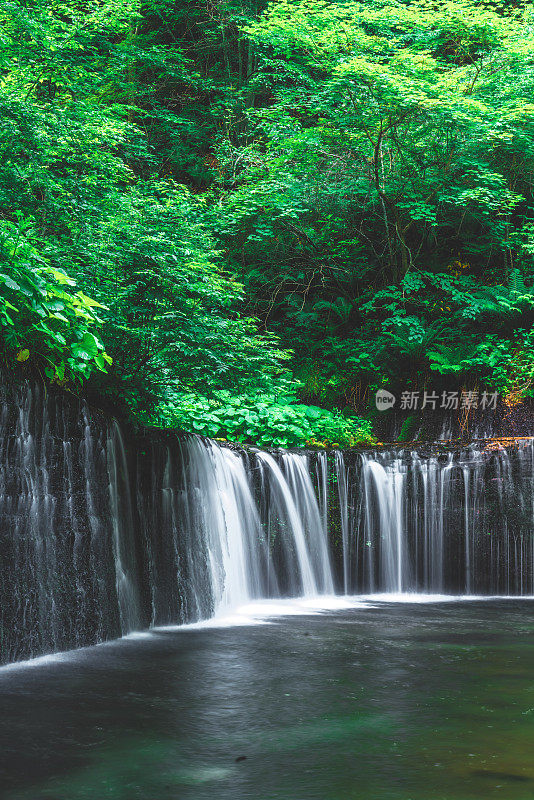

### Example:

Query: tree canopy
xmin=1 ymin=0 xmax=533 ymax=445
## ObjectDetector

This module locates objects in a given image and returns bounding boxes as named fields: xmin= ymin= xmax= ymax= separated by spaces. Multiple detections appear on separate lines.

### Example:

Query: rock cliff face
xmin=374 ymin=396 xmax=534 ymax=442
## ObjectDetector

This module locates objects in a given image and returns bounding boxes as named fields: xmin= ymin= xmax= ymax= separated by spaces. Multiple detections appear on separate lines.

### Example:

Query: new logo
xmin=375 ymin=389 xmax=396 ymax=411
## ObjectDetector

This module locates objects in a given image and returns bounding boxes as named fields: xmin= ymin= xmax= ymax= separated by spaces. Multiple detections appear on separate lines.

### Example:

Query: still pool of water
xmin=1 ymin=599 xmax=534 ymax=800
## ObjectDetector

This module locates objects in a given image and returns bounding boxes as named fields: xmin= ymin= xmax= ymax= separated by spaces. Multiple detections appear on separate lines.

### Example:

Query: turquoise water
xmin=1 ymin=599 xmax=533 ymax=800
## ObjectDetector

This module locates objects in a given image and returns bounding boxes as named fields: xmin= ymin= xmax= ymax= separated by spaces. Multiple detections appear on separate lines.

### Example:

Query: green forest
xmin=1 ymin=0 xmax=534 ymax=447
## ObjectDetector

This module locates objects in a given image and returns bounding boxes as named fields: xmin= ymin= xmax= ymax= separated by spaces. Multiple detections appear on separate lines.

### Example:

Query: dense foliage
xmin=0 ymin=217 xmax=111 ymax=383
xmin=1 ymin=0 xmax=534 ymax=444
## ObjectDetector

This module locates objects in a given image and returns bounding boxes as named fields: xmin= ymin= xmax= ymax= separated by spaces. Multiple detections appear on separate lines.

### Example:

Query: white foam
xmin=0 ymin=651 xmax=73 ymax=673
xmin=0 ymin=628 xmax=156 ymax=675
xmin=2 ymin=593 xmax=533 ymax=674
xmin=362 ymin=593 xmax=534 ymax=603
xmin=155 ymin=595 xmax=375 ymax=631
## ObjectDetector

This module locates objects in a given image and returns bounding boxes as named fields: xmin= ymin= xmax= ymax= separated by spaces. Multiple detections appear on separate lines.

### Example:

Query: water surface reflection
xmin=1 ymin=599 xmax=533 ymax=800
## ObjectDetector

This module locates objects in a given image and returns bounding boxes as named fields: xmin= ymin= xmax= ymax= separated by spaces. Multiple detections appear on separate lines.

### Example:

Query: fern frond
xmin=509 ymin=268 xmax=527 ymax=295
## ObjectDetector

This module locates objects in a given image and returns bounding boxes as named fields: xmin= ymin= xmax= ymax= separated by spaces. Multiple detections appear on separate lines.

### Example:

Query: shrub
xmin=153 ymin=391 xmax=375 ymax=449
xmin=0 ymin=217 xmax=111 ymax=384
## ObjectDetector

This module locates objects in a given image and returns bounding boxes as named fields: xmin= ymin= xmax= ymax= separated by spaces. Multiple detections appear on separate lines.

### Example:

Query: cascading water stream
xmin=255 ymin=451 xmax=325 ymax=596
xmin=192 ymin=441 xmax=272 ymax=611
xmin=107 ymin=420 xmax=141 ymax=634
xmin=281 ymin=452 xmax=334 ymax=595
xmin=335 ymin=451 xmax=350 ymax=594
xmin=0 ymin=382 xmax=533 ymax=666
xmin=360 ymin=456 xmax=408 ymax=593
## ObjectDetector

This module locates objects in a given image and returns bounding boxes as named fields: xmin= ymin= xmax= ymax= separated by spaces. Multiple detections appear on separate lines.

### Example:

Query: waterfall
xmin=335 ymin=451 xmax=349 ymax=594
xmin=0 ymin=382 xmax=533 ymax=666
xmin=107 ymin=421 xmax=142 ymax=633
xmin=255 ymin=451 xmax=331 ymax=597
xmin=347 ymin=445 xmax=534 ymax=595
xmin=187 ymin=440 xmax=272 ymax=612
xmin=0 ymin=384 xmax=120 ymax=664
xmin=361 ymin=456 xmax=408 ymax=593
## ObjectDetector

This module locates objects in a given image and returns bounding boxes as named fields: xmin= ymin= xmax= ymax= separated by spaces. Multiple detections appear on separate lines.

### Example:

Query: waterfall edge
xmin=0 ymin=382 xmax=533 ymax=666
